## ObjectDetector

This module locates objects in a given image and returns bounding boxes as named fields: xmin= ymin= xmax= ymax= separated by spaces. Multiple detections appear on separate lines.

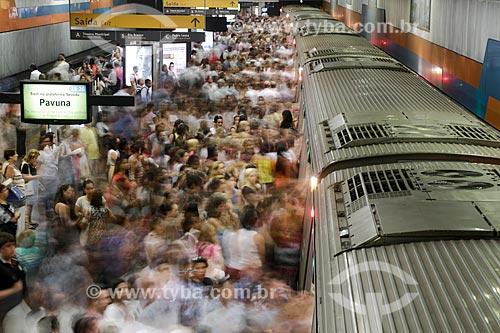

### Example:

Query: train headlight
xmin=310 ymin=207 xmax=315 ymax=218
xmin=310 ymin=176 xmax=318 ymax=192
xmin=432 ymin=67 xmax=443 ymax=75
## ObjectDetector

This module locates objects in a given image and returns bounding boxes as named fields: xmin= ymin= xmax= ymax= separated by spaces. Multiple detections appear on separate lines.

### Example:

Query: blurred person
xmin=143 ymin=214 xmax=171 ymax=267
xmin=83 ymin=189 xmax=115 ymax=250
xmin=188 ymin=256 xmax=213 ymax=287
xmin=102 ymin=279 xmax=135 ymax=324
xmin=221 ymin=219 xmax=265 ymax=281
xmin=0 ymin=184 xmax=20 ymax=236
xmin=54 ymin=184 xmax=78 ymax=227
xmin=279 ymin=109 xmax=295 ymax=130
xmin=38 ymin=134 xmax=59 ymax=216
xmin=158 ymin=201 xmax=181 ymax=236
xmin=209 ymin=115 xmax=225 ymax=136
xmin=68 ymin=128 xmax=86 ymax=184
xmin=82 ymin=189 xmax=115 ymax=282
xmin=106 ymin=137 xmax=120 ymax=184
xmin=206 ymin=192 xmax=239 ymax=236
xmin=172 ymin=202 xmax=203 ymax=259
xmin=207 ymin=161 xmax=225 ymax=181
xmin=140 ymin=79 xmax=153 ymax=104
xmin=240 ymin=167 xmax=265 ymax=208
xmin=75 ymin=179 xmax=105 ymax=219
xmin=250 ymin=141 xmax=274 ymax=190
xmin=128 ymin=142 xmax=144 ymax=185
xmin=195 ymin=223 xmax=225 ymax=281
xmin=106 ymin=159 xmax=135 ymax=216
xmin=224 ymin=164 xmax=242 ymax=206
xmin=274 ymin=142 xmax=298 ymax=190
xmin=0 ymin=232 xmax=25 ymax=332
xmin=138 ymin=104 xmax=156 ymax=137
xmin=103 ymin=63 xmax=118 ymax=92
xmin=2 ymin=279 xmax=45 ymax=333
xmin=80 ymin=123 xmax=100 ymax=177
xmin=229 ymin=114 xmax=240 ymax=134
xmin=15 ymin=229 xmax=42 ymax=282
xmin=72 ymin=316 xmax=100 ymax=333
xmin=171 ymin=123 xmax=189 ymax=150
xmin=37 ymin=315 xmax=60 ymax=333
xmin=57 ymin=129 xmax=78 ymax=186
xmin=198 ymin=281 xmax=246 ymax=333
xmin=129 ymin=66 xmax=140 ymax=87
xmin=29 ymin=64 xmax=42 ymax=80
xmin=47 ymin=54 xmax=70 ymax=80
xmin=2 ymin=149 xmax=25 ymax=234
xmin=20 ymin=149 xmax=41 ymax=229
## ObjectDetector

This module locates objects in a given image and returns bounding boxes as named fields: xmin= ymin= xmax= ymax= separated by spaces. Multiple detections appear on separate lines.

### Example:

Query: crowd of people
xmin=0 ymin=13 xmax=313 ymax=333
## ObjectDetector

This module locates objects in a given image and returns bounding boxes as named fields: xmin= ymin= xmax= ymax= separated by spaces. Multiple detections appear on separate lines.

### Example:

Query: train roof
xmin=301 ymin=65 xmax=500 ymax=176
xmin=315 ymin=237 xmax=500 ymax=332
xmin=295 ymin=34 xmax=380 ymax=64
xmin=315 ymin=160 xmax=500 ymax=330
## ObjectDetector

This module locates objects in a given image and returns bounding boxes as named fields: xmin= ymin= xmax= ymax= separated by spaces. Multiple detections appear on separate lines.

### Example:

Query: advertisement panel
xmin=125 ymin=45 xmax=153 ymax=86
xmin=162 ymin=43 xmax=187 ymax=78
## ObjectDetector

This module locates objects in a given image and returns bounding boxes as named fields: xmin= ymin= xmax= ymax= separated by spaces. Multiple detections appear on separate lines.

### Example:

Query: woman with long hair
xmin=206 ymin=192 xmax=239 ymax=239
xmin=82 ymin=189 xmax=115 ymax=280
xmin=280 ymin=109 xmax=295 ymax=130
xmin=3 ymin=149 xmax=26 ymax=233
xmin=20 ymin=149 xmax=42 ymax=229
xmin=240 ymin=167 xmax=265 ymax=208
xmin=105 ymin=159 xmax=136 ymax=216
xmin=3 ymin=149 xmax=25 ymax=192
xmin=274 ymin=142 xmax=298 ymax=190
xmin=54 ymin=184 xmax=77 ymax=227
xmin=208 ymin=160 xmax=226 ymax=181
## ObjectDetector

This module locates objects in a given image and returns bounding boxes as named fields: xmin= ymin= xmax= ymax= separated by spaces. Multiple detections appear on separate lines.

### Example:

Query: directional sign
xmin=70 ymin=30 xmax=115 ymax=40
xmin=71 ymin=30 xmax=205 ymax=43
xmin=164 ymin=8 xmax=191 ymax=15
xmin=160 ymin=32 xmax=205 ymax=43
xmin=164 ymin=0 xmax=238 ymax=9
xmin=70 ymin=13 xmax=205 ymax=29
xmin=116 ymin=31 xmax=162 ymax=43
xmin=206 ymin=8 xmax=238 ymax=15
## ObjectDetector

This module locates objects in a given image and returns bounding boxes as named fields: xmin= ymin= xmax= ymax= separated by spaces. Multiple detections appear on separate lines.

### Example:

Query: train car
xmin=283 ymin=5 xmax=500 ymax=332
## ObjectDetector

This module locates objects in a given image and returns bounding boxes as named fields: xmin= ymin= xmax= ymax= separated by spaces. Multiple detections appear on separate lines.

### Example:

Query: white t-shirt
xmin=30 ymin=69 xmax=41 ymax=80
xmin=221 ymin=229 xmax=261 ymax=270
xmin=75 ymin=195 xmax=106 ymax=214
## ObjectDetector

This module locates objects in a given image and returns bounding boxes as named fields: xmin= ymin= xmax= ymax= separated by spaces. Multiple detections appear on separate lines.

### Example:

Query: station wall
xmin=0 ymin=0 xmax=124 ymax=78
xmin=0 ymin=23 xmax=95 ymax=78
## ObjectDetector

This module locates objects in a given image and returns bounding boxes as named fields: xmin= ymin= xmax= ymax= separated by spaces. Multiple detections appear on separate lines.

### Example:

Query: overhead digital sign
xmin=20 ymin=81 xmax=91 ymax=124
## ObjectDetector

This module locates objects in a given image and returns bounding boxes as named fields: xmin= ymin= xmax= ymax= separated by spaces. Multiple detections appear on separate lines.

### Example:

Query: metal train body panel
xmin=283 ymin=5 xmax=500 ymax=333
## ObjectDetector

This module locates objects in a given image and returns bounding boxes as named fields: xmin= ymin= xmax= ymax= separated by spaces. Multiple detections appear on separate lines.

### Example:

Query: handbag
xmin=24 ymin=181 xmax=34 ymax=196
xmin=7 ymin=186 xmax=26 ymax=203
xmin=21 ymin=162 xmax=34 ymax=196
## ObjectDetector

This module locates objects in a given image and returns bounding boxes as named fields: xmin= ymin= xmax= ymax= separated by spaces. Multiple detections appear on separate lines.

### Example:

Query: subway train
xmin=283 ymin=5 xmax=500 ymax=332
